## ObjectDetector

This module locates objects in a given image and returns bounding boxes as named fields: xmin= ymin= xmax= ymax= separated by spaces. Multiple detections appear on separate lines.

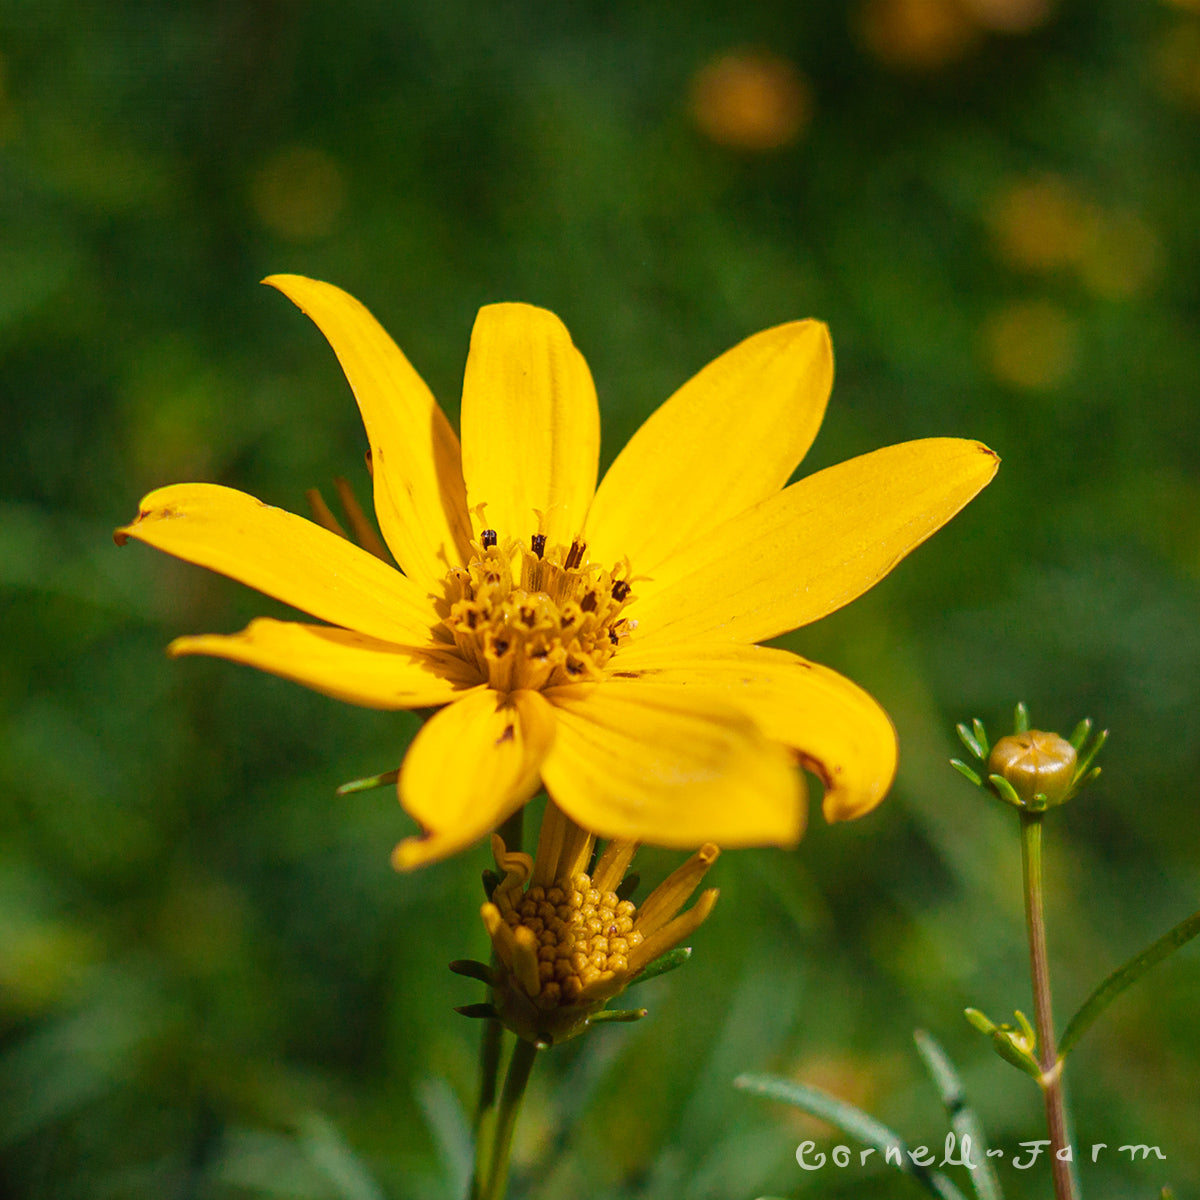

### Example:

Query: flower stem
xmin=478 ymin=1038 xmax=538 ymax=1200
xmin=467 ymin=807 xmax=526 ymax=1200
xmin=1019 ymin=810 xmax=1078 ymax=1200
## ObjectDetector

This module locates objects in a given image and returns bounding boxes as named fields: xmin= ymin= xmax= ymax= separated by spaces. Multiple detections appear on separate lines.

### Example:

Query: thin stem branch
xmin=479 ymin=1038 xmax=538 ymax=1200
xmin=1019 ymin=811 xmax=1078 ymax=1200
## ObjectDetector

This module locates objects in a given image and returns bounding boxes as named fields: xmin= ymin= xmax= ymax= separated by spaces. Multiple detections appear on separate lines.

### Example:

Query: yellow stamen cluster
xmin=478 ymin=803 xmax=720 ymax=1045
xmin=438 ymin=533 xmax=635 ymax=691
xmin=495 ymin=873 xmax=644 ymax=1008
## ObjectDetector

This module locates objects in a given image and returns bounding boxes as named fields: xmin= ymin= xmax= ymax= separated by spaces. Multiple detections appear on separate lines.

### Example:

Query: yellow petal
xmin=393 ymin=688 xmax=556 ymax=869
xmin=609 ymin=643 xmax=897 ymax=821
xmin=585 ymin=320 xmax=832 ymax=575
xmin=540 ymin=681 xmax=805 ymax=848
xmin=116 ymin=484 xmax=439 ymax=643
xmin=265 ymin=275 xmax=473 ymax=589
xmin=169 ymin=618 xmax=480 ymax=709
xmin=460 ymin=303 xmax=599 ymax=548
xmin=629 ymin=438 xmax=999 ymax=647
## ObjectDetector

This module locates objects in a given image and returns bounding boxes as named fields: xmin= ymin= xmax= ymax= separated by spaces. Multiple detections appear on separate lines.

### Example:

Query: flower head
xmin=116 ymin=276 xmax=998 ymax=867
xmin=471 ymin=801 xmax=718 ymax=1045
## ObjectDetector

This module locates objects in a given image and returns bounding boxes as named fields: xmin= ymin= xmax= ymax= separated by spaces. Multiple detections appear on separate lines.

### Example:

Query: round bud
xmin=987 ymin=731 xmax=1077 ymax=807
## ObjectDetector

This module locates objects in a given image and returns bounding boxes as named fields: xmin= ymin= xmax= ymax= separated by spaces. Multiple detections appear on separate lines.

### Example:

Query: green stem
xmin=1019 ymin=811 xmax=1077 ymax=1200
xmin=467 ymin=808 xmax=523 ymax=1200
xmin=479 ymin=1038 xmax=538 ymax=1200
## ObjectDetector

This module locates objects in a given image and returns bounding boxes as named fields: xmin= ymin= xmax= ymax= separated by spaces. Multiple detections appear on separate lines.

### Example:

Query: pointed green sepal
xmin=1014 ymin=702 xmax=1030 ymax=733
xmin=1074 ymin=727 xmax=1108 ymax=780
xmin=589 ymin=1007 xmax=647 ymax=1024
xmin=956 ymin=722 xmax=986 ymax=760
xmin=950 ymin=758 xmax=983 ymax=787
xmin=336 ymin=768 xmax=400 ymax=795
xmin=455 ymin=1002 xmax=498 ymax=1020
xmin=627 ymin=945 xmax=692 ymax=987
xmin=615 ymin=872 xmax=640 ymax=902
xmin=1068 ymin=717 xmax=1092 ymax=751
xmin=987 ymin=773 xmax=1025 ymax=808
xmin=449 ymin=959 xmax=495 ymax=985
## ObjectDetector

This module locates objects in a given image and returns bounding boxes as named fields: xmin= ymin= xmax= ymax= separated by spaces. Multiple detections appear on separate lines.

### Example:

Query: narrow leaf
xmin=1060 ymin=908 xmax=1200 ymax=1059
xmin=734 ymin=1074 xmax=968 ymax=1200
xmin=296 ymin=1113 xmax=386 ymax=1200
xmin=913 ymin=1031 xmax=1004 ymax=1200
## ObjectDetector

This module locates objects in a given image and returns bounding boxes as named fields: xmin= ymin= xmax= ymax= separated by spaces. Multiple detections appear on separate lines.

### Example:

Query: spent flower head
xmin=454 ymin=802 xmax=717 ymax=1046
xmin=952 ymin=702 xmax=1107 ymax=811
xmin=117 ymin=276 xmax=998 ymax=866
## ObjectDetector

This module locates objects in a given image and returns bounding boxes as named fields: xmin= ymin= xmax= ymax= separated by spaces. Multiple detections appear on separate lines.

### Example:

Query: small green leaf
xmin=1059 ymin=907 xmax=1200 ymax=1059
xmin=1014 ymin=703 xmax=1029 ymax=734
xmin=1067 ymin=718 xmax=1092 ymax=752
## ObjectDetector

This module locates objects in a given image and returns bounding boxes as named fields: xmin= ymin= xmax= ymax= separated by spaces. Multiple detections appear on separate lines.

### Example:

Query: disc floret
xmin=438 ymin=531 xmax=636 ymax=692
xmin=469 ymin=802 xmax=719 ymax=1046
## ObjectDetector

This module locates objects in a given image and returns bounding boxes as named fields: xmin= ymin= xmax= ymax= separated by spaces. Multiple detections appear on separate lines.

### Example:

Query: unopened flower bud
xmin=987 ymin=730 xmax=1077 ymax=808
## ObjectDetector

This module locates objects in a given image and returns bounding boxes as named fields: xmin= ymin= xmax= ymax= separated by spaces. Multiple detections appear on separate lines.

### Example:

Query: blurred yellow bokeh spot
xmin=1155 ymin=19 xmax=1200 ymax=109
xmin=251 ymin=145 xmax=347 ymax=241
xmin=858 ymin=0 xmax=981 ymax=68
xmin=690 ymin=50 xmax=811 ymax=150
xmin=980 ymin=299 xmax=1079 ymax=389
xmin=989 ymin=175 xmax=1093 ymax=272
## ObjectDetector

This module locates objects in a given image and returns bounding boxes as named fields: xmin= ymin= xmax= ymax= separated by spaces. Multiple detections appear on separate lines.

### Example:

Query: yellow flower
xmin=116 ymin=275 xmax=998 ymax=868
xmin=476 ymin=802 xmax=720 ymax=1045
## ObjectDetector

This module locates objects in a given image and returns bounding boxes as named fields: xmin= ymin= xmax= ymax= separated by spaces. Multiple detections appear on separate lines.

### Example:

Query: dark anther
xmin=481 ymin=529 xmax=497 ymax=549
xmin=580 ymin=591 xmax=598 ymax=613
xmin=609 ymin=629 xmax=620 ymax=645
xmin=564 ymin=538 xmax=585 ymax=570
xmin=611 ymin=579 xmax=631 ymax=601
xmin=566 ymin=660 xmax=585 ymax=675
xmin=531 ymin=533 xmax=546 ymax=558
xmin=493 ymin=637 xmax=510 ymax=656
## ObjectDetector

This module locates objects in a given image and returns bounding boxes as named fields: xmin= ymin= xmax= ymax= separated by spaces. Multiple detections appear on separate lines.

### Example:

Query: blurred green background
xmin=3 ymin=0 xmax=1199 ymax=1196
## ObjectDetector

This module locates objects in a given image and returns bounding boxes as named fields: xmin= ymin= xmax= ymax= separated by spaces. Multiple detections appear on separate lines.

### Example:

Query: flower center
xmin=438 ymin=531 xmax=635 ymax=691
xmin=496 ymin=871 xmax=644 ymax=1009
